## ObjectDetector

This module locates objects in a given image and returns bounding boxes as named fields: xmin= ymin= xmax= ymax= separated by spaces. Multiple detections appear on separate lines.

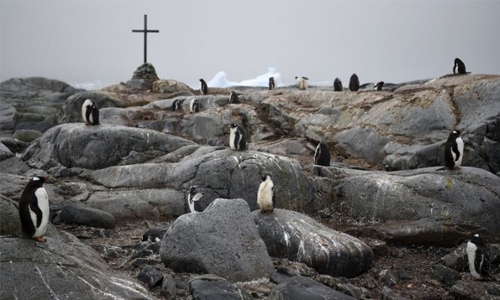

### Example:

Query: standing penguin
xmin=269 ymin=77 xmax=275 ymax=90
xmin=298 ymin=76 xmax=308 ymax=90
xmin=171 ymin=99 xmax=182 ymax=111
xmin=349 ymin=73 xmax=360 ymax=91
xmin=374 ymin=81 xmax=385 ymax=91
xmin=18 ymin=175 xmax=50 ymax=242
xmin=186 ymin=186 xmax=203 ymax=214
xmin=81 ymin=99 xmax=100 ymax=125
xmin=190 ymin=99 xmax=200 ymax=113
xmin=333 ymin=78 xmax=343 ymax=91
xmin=199 ymin=79 xmax=208 ymax=95
xmin=229 ymin=122 xmax=247 ymax=150
xmin=453 ymin=58 xmax=467 ymax=74
xmin=257 ymin=172 xmax=274 ymax=213
xmin=466 ymin=233 xmax=495 ymax=280
xmin=444 ymin=130 xmax=464 ymax=170
xmin=314 ymin=141 xmax=331 ymax=166
xmin=229 ymin=91 xmax=240 ymax=104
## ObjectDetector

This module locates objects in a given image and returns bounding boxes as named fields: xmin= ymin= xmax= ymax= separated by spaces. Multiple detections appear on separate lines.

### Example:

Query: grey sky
xmin=1 ymin=0 xmax=499 ymax=88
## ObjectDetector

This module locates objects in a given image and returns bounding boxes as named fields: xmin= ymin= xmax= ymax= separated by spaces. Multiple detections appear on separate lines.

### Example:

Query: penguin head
xmin=261 ymin=172 xmax=272 ymax=182
xmin=269 ymin=77 xmax=274 ymax=81
xmin=230 ymin=122 xmax=238 ymax=129
xmin=199 ymin=79 xmax=205 ymax=83
xmin=28 ymin=175 xmax=49 ymax=187
xmin=454 ymin=58 xmax=461 ymax=65
xmin=334 ymin=78 xmax=341 ymax=83
xmin=189 ymin=186 xmax=197 ymax=195
xmin=469 ymin=233 xmax=485 ymax=246
xmin=450 ymin=130 xmax=461 ymax=138
xmin=302 ymin=76 xmax=309 ymax=80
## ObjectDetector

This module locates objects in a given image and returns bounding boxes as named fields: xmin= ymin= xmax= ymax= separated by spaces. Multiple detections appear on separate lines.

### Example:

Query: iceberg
xmin=207 ymin=67 xmax=284 ymax=88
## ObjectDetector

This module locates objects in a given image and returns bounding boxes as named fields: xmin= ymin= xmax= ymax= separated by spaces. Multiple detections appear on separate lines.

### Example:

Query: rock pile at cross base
xmin=1 ymin=65 xmax=500 ymax=299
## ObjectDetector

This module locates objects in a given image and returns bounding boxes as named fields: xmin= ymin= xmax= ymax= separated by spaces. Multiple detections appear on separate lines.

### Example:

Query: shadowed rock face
xmin=160 ymin=199 xmax=274 ymax=282
xmin=0 ymin=224 xmax=157 ymax=300
xmin=269 ymin=276 xmax=356 ymax=300
xmin=253 ymin=209 xmax=373 ymax=278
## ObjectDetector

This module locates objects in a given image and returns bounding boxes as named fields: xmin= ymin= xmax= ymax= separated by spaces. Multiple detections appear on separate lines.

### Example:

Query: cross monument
xmin=132 ymin=15 xmax=159 ymax=63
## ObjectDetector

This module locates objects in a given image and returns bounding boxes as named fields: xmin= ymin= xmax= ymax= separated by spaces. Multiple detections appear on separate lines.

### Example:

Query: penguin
xmin=190 ymin=99 xmax=200 ymax=113
xmin=257 ymin=172 xmax=275 ymax=213
xmin=81 ymin=99 xmax=100 ymax=125
xmin=142 ymin=227 xmax=167 ymax=242
xmin=314 ymin=141 xmax=331 ymax=166
xmin=199 ymin=78 xmax=208 ymax=95
xmin=374 ymin=81 xmax=385 ymax=91
xmin=349 ymin=73 xmax=360 ymax=91
xmin=333 ymin=78 xmax=343 ymax=91
xmin=298 ymin=76 xmax=308 ymax=90
xmin=444 ymin=130 xmax=464 ymax=170
xmin=229 ymin=91 xmax=240 ymax=104
xmin=466 ymin=233 xmax=496 ymax=281
xmin=171 ymin=99 xmax=182 ymax=111
xmin=18 ymin=175 xmax=50 ymax=242
xmin=269 ymin=77 xmax=275 ymax=90
xmin=229 ymin=122 xmax=247 ymax=151
xmin=186 ymin=186 xmax=203 ymax=214
xmin=453 ymin=58 xmax=467 ymax=74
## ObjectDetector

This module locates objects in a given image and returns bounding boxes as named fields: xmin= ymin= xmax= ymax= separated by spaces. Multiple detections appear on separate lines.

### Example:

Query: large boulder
xmin=0 ymin=99 xmax=16 ymax=131
xmin=253 ymin=209 xmax=373 ymax=277
xmin=0 ymin=229 xmax=157 ymax=300
xmin=322 ymin=165 xmax=500 ymax=246
xmin=160 ymin=199 xmax=274 ymax=282
xmin=90 ymin=149 xmax=320 ymax=213
xmin=23 ymin=123 xmax=195 ymax=170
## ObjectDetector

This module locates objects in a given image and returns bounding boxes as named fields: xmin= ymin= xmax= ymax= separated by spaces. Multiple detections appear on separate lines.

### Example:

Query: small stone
xmin=380 ymin=286 xmax=409 ymax=300
xmin=137 ymin=265 xmax=163 ymax=289
xmin=379 ymin=269 xmax=399 ymax=287
xmin=160 ymin=274 xmax=177 ymax=300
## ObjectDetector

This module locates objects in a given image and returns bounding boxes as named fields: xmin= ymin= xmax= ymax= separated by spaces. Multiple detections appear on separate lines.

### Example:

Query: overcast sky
xmin=1 ymin=0 xmax=499 ymax=88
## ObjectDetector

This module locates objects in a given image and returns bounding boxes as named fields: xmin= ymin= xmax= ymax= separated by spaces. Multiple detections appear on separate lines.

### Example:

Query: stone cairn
xmin=126 ymin=63 xmax=159 ymax=90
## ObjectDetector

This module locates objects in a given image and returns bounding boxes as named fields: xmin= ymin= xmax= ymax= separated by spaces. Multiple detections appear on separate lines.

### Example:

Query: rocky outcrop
xmin=321 ymin=165 xmax=500 ymax=246
xmin=23 ymin=123 xmax=195 ymax=170
xmin=160 ymin=199 xmax=274 ymax=282
xmin=89 ymin=149 xmax=319 ymax=213
xmin=253 ymin=209 xmax=373 ymax=277
xmin=0 ymin=99 xmax=16 ymax=131
xmin=127 ymin=63 xmax=160 ymax=90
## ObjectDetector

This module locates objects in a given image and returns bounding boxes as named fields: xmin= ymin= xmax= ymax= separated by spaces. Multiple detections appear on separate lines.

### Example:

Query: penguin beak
xmin=44 ymin=175 xmax=50 ymax=181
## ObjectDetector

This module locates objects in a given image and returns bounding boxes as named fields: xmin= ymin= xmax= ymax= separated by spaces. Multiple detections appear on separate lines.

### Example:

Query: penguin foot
xmin=453 ymin=166 xmax=461 ymax=170
xmin=33 ymin=236 xmax=46 ymax=243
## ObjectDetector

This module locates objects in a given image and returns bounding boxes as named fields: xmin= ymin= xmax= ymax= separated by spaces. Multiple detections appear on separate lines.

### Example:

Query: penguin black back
xmin=229 ymin=91 xmax=240 ymax=104
xmin=467 ymin=233 xmax=495 ymax=281
xmin=269 ymin=77 xmax=275 ymax=90
xmin=374 ymin=81 xmax=385 ymax=91
xmin=349 ymin=73 xmax=360 ymax=91
xmin=19 ymin=176 xmax=49 ymax=240
xmin=172 ymin=99 xmax=181 ymax=111
xmin=314 ymin=141 xmax=331 ymax=166
xmin=199 ymin=79 xmax=208 ymax=95
xmin=454 ymin=58 xmax=467 ymax=74
xmin=333 ymin=78 xmax=343 ymax=91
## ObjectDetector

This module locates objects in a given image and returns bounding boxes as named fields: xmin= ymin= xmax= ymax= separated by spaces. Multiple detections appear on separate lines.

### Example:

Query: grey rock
xmin=380 ymin=286 xmax=409 ymax=300
xmin=189 ymin=274 xmax=252 ymax=300
xmin=0 ymin=99 xmax=16 ymax=131
xmin=57 ymin=90 xmax=124 ymax=124
xmin=160 ymin=199 xmax=274 ymax=282
xmin=335 ymin=127 xmax=391 ymax=165
xmin=0 ymin=228 xmax=158 ymax=300
xmin=24 ymin=123 xmax=195 ymax=170
xmin=0 ymin=141 xmax=14 ymax=160
xmin=0 ymin=194 xmax=22 ymax=235
xmin=432 ymin=264 xmax=461 ymax=287
xmin=160 ymin=274 xmax=177 ymax=300
xmin=269 ymin=276 xmax=356 ymax=300
xmin=86 ymin=189 xmax=184 ymax=221
xmin=252 ymin=209 xmax=373 ymax=277
xmin=327 ymin=166 xmax=500 ymax=245
xmin=90 ymin=149 xmax=319 ymax=213
xmin=440 ymin=243 xmax=469 ymax=272
xmin=138 ymin=266 xmax=164 ymax=289
xmin=379 ymin=269 xmax=399 ymax=287
xmin=0 ymin=173 xmax=29 ymax=201
xmin=450 ymin=280 xmax=500 ymax=300
xmin=60 ymin=203 xmax=116 ymax=229
xmin=0 ymin=156 xmax=31 ymax=175
xmin=13 ymin=129 xmax=42 ymax=142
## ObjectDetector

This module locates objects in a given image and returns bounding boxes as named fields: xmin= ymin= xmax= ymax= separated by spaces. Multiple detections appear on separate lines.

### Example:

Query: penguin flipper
xmin=29 ymin=202 xmax=43 ymax=228
xmin=452 ymin=143 xmax=461 ymax=162
xmin=192 ymin=193 xmax=203 ymax=202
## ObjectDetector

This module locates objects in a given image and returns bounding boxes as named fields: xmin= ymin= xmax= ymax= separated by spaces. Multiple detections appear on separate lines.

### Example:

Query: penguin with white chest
xmin=257 ymin=172 xmax=275 ymax=213
xmin=314 ymin=141 xmax=331 ymax=166
xmin=190 ymin=99 xmax=200 ymax=113
xmin=229 ymin=91 xmax=240 ymax=104
xmin=199 ymin=79 xmax=208 ymax=95
xmin=466 ymin=233 xmax=496 ymax=281
xmin=229 ymin=122 xmax=247 ymax=151
xmin=269 ymin=77 xmax=275 ymax=90
xmin=172 ymin=99 xmax=182 ymax=111
xmin=18 ymin=175 xmax=50 ymax=242
xmin=374 ymin=81 xmax=385 ymax=91
xmin=186 ymin=186 xmax=203 ymax=213
xmin=444 ymin=130 xmax=464 ymax=170
xmin=297 ymin=76 xmax=308 ymax=90
xmin=81 ymin=99 xmax=100 ymax=125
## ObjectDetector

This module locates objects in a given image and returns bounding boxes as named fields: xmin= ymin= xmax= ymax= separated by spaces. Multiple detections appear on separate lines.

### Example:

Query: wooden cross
xmin=132 ymin=15 xmax=159 ymax=64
